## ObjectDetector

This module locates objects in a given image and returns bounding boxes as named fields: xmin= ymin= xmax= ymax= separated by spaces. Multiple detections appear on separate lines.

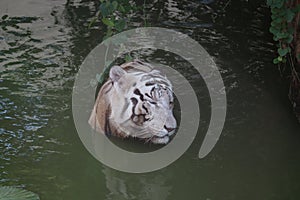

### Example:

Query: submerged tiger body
xmin=88 ymin=60 xmax=177 ymax=144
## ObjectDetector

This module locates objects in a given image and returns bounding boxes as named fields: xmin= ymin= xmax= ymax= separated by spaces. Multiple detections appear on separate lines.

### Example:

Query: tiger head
xmin=89 ymin=60 xmax=177 ymax=144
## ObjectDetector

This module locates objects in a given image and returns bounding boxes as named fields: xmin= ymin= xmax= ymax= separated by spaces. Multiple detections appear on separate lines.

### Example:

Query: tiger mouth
xmin=154 ymin=128 xmax=176 ymax=137
xmin=150 ymin=129 xmax=176 ymax=144
xmin=152 ymin=135 xmax=169 ymax=139
xmin=150 ymin=135 xmax=170 ymax=144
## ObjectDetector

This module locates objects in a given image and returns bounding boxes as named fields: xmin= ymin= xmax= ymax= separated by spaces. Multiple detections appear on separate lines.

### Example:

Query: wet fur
xmin=89 ymin=60 xmax=176 ymax=144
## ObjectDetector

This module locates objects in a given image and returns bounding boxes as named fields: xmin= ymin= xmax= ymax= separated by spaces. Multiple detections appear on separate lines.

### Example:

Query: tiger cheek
xmin=168 ymin=113 xmax=177 ymax=127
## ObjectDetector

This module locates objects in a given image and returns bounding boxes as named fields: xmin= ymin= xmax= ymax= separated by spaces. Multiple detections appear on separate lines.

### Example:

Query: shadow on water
xmin=0 ymin=0 xmax=300 ymax=199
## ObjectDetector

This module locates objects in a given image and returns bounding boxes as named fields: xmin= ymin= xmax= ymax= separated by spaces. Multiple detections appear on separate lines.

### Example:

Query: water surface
xmin=1 ymin=0 xmax=300 ymax=199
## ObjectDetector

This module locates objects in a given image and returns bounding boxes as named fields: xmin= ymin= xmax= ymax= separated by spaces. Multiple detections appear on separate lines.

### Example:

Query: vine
xmin=90 ymin=0 xmax=140 ymax=40
xmin=267 ymin=0 xmax=300 ymax=121
xmin=89 ymin=0 xmax=144 ymax=87
xmin=267 ymin=0 xmax=300 ymax=64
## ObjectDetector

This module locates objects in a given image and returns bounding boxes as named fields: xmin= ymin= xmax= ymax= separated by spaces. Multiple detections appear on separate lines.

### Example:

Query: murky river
xmin=1 ymin=0 xmax=300 ymax=199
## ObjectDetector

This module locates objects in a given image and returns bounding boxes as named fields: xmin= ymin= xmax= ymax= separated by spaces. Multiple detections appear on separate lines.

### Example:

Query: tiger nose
xmin=164 ymin=126 xmax=175 ymax=132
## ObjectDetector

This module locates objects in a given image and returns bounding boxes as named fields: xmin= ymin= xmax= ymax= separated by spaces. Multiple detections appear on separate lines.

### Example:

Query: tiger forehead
xmin=132 ymin=77 xmax=172 ymax=95
xmin=121 ymin=67 xmax=173 ymax=94
xmin=139 ymin=74 xmax=171 ymax=87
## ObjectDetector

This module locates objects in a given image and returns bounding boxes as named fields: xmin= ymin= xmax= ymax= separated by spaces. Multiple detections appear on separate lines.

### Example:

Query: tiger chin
xmin=88 ymin=60 xmax=177 ymax=144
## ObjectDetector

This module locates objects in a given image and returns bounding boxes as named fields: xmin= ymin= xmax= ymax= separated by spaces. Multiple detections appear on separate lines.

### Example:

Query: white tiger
xmin=88 ymin=60 xmax=177 ymax=144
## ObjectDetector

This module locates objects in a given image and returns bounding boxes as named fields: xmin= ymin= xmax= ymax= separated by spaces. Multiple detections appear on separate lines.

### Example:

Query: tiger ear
xmin=109 ymin=65 xmax=126 ymax=82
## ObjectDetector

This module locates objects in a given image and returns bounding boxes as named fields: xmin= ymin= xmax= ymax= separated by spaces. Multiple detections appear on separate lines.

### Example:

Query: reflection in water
xmin=103 ymin=167 xmax=171 ymax=200
xmin=0 ymin=0 xmax=300 ymax=199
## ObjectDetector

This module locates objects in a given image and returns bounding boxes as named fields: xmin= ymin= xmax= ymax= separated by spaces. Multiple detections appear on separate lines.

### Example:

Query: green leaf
xmin=122 ymin=4 xmax=131 ymax=13
xmin=271 ymin=20 xmax=279 ymax=27
xmin=271 ymin=7 xmax=280 ymax=14
xmin=273 ymin=0 xmax=284 ymax=8
xmin=88 ymin=16 xmax=97 ymax=29
xmin=125 ymin=54 xmax=133 ymax=62
xmin=98 ymin=65 xmax=112 ymax=85
xmin=99 ymin=3 xmax=109 ymax=17
xmin=102 ymin=18 xmax=114 ymax=27
xmin=285 ymin=34 xmax=293 ymax=43
xmin=112 ymin=1 xmax=118 ymax=10
xmin=278 ymin=56 xmax=283 ymax=62
xmin=273 ymin=35 xmax=279 ymax=41
xmin=282 ymin=57 xmax=287 ymax=63
xmin=274 ymin=17 xmax=282 ymax=24
xmin=105 ymin=1 xmax=116 ymax=13
xmin=104 ymin=60 xmax=112 ymax=69
xmin=103 ymin=28 xmax=113 ymax=42
xmin=273 ymin=57 xmax=279 ymax=64
xmin=269 ymin=26 xmax=279 ymax=35
xmin=286 ymin=9 xmax=295 ymax=22
xmin=119 ymin=5 xmax=126 ymax=13
xmin=280 ymin=32 xmax=290 ymax=39
xmin=115 ymin=19 xmax=126 ymax=32
xmin=0 ymin=186 xmax=39 ymax=200
xmin=271 ymin=14 xmax=276 ymax=20
xmin=96 ymin=73 xmax=101 ymax=82
xmin=278 ymin=48 xmax=288 ymax=57
xmin=1 ymin=15 xmax=8 ymax=20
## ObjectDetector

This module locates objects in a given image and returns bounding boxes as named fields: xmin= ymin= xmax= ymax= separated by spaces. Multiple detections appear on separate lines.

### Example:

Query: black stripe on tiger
xmin=104 ymin=106 xmax=112 ymax=136
xmin=130 ymin=97 xmax=147 ymax=125
xmin=134 ymin=89 xmax=144 ymax=101
xmin=130 ymin=97 xmax=138 ymax=116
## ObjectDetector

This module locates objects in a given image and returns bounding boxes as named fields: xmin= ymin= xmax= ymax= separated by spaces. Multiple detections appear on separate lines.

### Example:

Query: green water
xmin=1 ymin=0 xmax=300 ymax=199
